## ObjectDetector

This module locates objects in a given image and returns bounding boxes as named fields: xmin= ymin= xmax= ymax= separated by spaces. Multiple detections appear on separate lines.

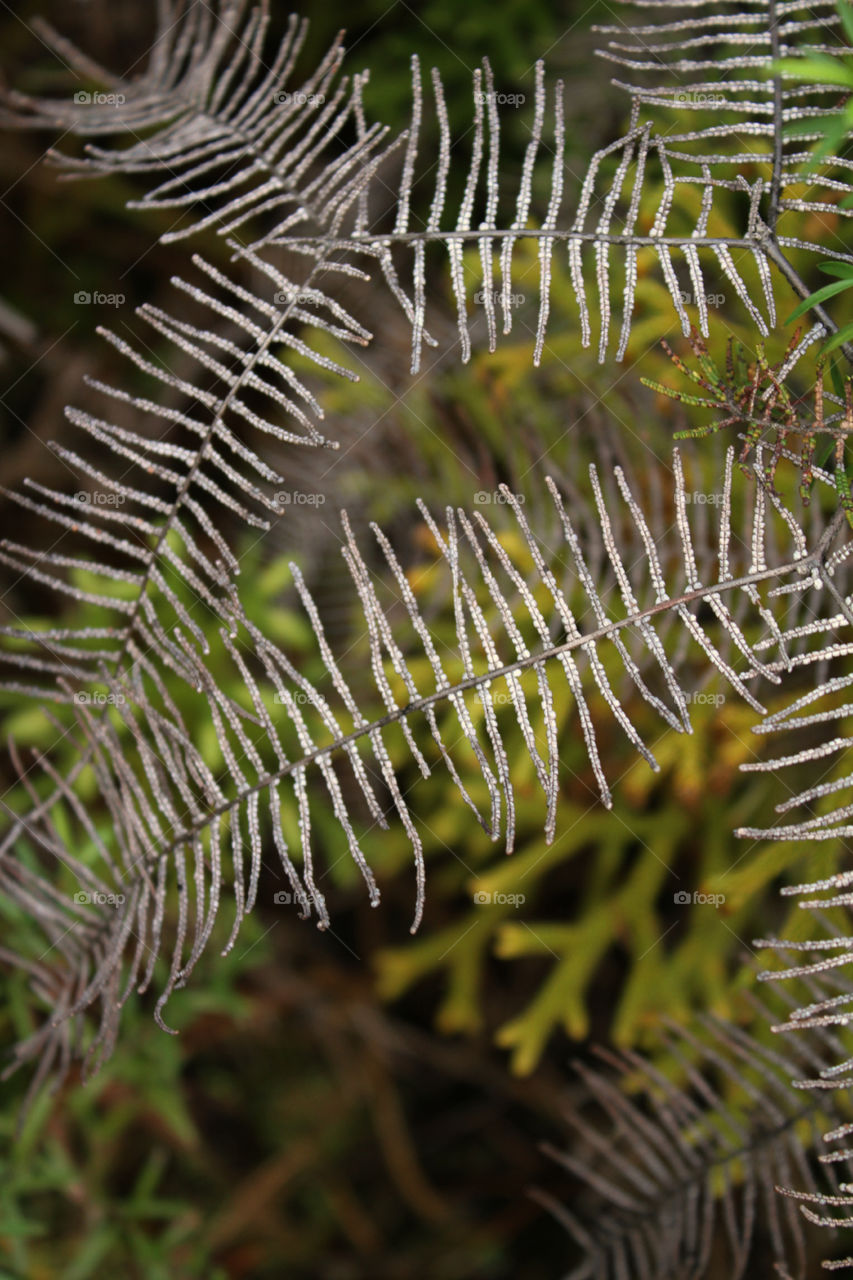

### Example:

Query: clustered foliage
xmin=3 ymin=0 xmax=853 ymax=1275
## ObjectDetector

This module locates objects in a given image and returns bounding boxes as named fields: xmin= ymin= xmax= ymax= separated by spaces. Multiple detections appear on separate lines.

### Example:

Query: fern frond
xmin=535 ymin=988 xmax=853 ymax=1279
xmin=0 ymin=230 xmax=380 ymax=700
xmin=596 ymin=0 xmax=853 ymax=238
xmin=19 ymin=2 xmax=852 ymax=369
xmin=3 ymin=448 xmax=850 ymax=1098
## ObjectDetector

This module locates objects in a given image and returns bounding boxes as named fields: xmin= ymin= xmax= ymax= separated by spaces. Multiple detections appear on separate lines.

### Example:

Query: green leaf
xmin=822 ymin=322 xmax=853 ymax=354
xmin=772 ymin=55 xmax=853 ymax=88
xmin=62 ymin=1227 xmax=115 ymax=1280
xmin=784 ymin=113 xmax=851 ymax=173
xmin=839 ymin=0 xmax=853 ymax=49
xmin=0 ymin=1211 xmax=44 ymax=1239
xmin=819 ymin=262 xmax=853 ymax=279
xmin=830 ymin=353 xmax=849 ymax=398
xmin=785 ymin=277 xmax=853 ymax=324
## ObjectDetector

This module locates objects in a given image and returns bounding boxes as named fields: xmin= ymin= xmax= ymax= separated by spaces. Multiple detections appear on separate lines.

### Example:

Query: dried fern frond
xmin=744 ymin=688 xmax=853 ymax=902
xmin=1 ymin=2 xmax=409 ymax=357
xmin=18 ymin=1 xmax=853 ymax=369
xmin=3 ymin=448 xmax=850 ymax=1100
xmin=535 ymin=987 xmax=853 ymax=1280
xmin=749 ymin=939 xmax=853 ymax=1269
xmin=738 ymin=613 xmax=853 ymax=851
xmin=716 ymin=521 xmax=853 ymax=1266
xmin=1 ymin=0 xmax=253 ymax=138
xmin=597 ymin=0 xmax=853 ymax=238
xmin=0 ymin=227 xmax=387 ymax=700
xmin=356 ymin=64 xmax=780 ymax=369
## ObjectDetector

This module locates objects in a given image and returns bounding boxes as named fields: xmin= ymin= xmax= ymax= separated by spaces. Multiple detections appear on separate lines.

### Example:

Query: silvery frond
xmin=5 ymin=2 xmax=344 ymax=150
xmin=0 ymin=242 xmax=375 ymax=699
xmin=10 ymin=2 xmax=850 ymax=370
xmin=349 ymin=62 xmax=778 ymax=370
xmin=1 ymin=0 xmax=249 ymax=138
xmin=3 ymin=449 xmax=850 ymax=1098
xmin=718 ymin=532 xmax=853 ymax=1264
xmin=744 ymin=666 xmax=853 ymax=999
xmin=597 ymin=0 xmax=853 ymax=245
xmin=737 ymin=675 xmax=853 ymax=848
xmin=750 ymin=937 xmax=853 ymax=1269
xmin=733 ymin=476 xmax=853 ymax=855
xmin=2 ymin=2 xmax=404 ymax=254
xmin=535 ymin=988 xmax=853 ymax=1280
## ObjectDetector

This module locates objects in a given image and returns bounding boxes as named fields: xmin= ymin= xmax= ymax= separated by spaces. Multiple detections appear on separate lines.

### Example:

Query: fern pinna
xmin=3 ymin=1 xmax=853 ymax=1275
